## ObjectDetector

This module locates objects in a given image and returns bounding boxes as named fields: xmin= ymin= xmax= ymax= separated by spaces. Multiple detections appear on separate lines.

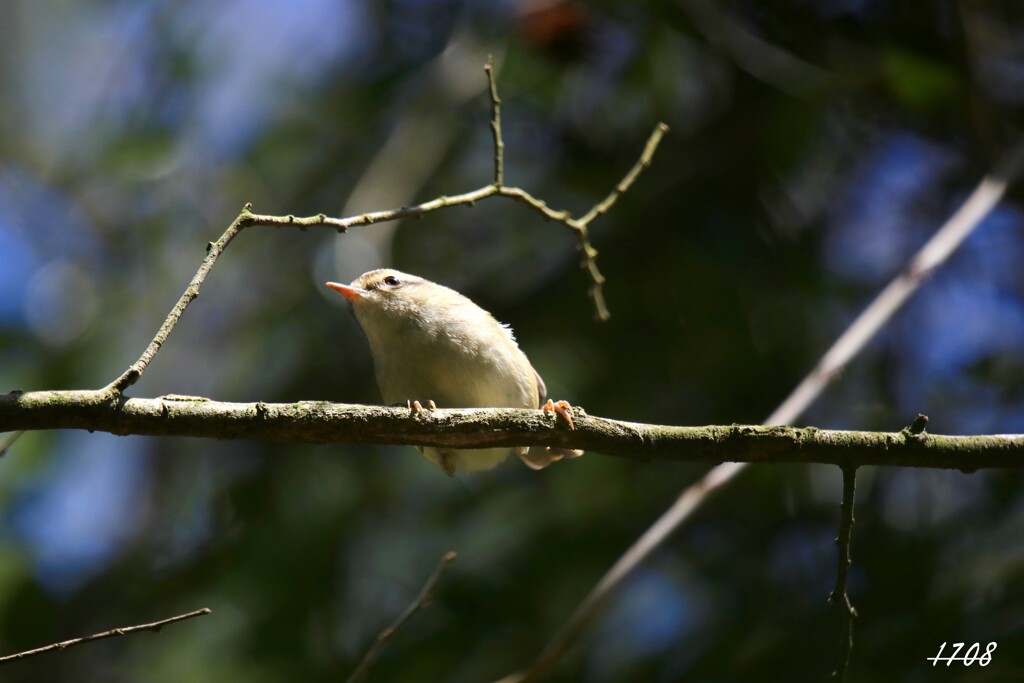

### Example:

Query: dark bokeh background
xmin=2 ymin=1 xmax=1023 ymax=681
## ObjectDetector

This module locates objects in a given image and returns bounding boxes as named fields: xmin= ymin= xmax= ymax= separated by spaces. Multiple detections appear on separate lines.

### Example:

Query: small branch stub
xmin=907 ymin=413 xmax=929 ymax=435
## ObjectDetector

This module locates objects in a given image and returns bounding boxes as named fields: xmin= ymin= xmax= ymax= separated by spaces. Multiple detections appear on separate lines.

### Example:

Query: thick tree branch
xmin=0 ymin=608 xmax=211 ymax=665
xmin=2 ymin=391 xmax=1022 ymax=469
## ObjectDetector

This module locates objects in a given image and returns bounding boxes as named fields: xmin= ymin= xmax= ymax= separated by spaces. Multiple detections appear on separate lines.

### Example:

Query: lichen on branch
xmin=3 ymin=390 xmax=1022 ymax=469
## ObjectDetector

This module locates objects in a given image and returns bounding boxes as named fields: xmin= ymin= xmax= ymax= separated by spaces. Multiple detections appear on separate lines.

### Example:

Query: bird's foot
xmin=406 ymin=399 xmax=438 ymax=415
xmin=542 ymin=399 xmax=576 ymax=430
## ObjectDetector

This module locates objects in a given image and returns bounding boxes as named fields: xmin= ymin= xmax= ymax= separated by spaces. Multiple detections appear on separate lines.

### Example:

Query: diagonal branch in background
xmin=3 ymin=391 xmax=1023 ymax=469
xmin=766 ymin=141 xmax=1024 ymax=426
xmin=0 ymin=429 xmax=20 ymax=457
xmin=500 ymin=137 xmax=1024 ymax=681
xmin=96 ymin=59 xmax=666 ymax=398
xmin=0 ymin=608 xmax=211 ymax=666
xmin=345 ymin=551 xmax=457 ymax=683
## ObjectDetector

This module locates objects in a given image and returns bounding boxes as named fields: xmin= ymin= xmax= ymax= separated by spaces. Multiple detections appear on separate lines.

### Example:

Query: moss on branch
xmin=2 ymin=390 xmax=1021 ymax=469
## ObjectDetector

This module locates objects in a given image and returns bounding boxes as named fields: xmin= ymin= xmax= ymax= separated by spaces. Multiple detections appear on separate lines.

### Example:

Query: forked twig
xmin=98 ymin=58 xmax=666 ymax=399
xmin=574 ymin=123 xmax=669 ymax=319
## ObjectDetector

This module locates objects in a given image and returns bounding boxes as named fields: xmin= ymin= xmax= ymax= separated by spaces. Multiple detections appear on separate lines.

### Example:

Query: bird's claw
xmin=407 ymin=399 xmax=438 ymax=415
xmin=542 ymin=399 xmax=576 ymax=430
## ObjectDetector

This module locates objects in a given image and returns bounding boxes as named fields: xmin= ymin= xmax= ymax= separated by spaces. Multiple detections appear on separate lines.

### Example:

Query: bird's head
xmin=326 ymin=269 xmax=457 ymax=333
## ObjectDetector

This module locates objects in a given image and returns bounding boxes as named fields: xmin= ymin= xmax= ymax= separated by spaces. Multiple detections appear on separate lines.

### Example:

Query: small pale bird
xmin=326 ymin=269 xmax=582 ymax=475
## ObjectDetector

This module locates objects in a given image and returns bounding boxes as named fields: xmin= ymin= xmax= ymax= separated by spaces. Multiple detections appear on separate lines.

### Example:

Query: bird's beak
xmin=325 ymin=282 xmax=365 ymax=302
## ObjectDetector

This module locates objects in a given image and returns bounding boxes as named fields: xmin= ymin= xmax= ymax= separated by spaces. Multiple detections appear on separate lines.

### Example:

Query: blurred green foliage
xmin=1 ymin=1 xmax=1023 ymax=681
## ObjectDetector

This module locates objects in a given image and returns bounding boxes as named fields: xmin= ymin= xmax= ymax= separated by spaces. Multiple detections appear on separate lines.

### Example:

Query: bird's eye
xmin=382 ymin=275 xmax=401 ymax=287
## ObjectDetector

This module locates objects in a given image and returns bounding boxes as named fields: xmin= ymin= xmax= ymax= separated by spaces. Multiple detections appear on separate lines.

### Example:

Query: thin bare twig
xmin=345 ymin=551 xmax=457 ymax=683
xmin=829 ymin=465 xmax=858 ymax=681
xmin=99 ymin=61 xmax=666 ymax=397
xmin=578 ymin=123 xmax=670 ymax=228
xmin=0 ymin=608 xmax=211 ymax=665
xmin=484 ymin=56 xmax=504 ymax=187
xmin=101 ymin=206 xmax=257 ymax=395
xmin=575 ymin=122 xmax=670 ymax=320
xmin=499 ymin=139 xmax=1024 ymax=682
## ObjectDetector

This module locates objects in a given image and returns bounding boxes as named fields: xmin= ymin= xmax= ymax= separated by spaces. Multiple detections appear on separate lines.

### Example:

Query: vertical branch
xmin=829 ymin=465 xmax=858 ymax=681
xmin=485 ymin=56 xmax=504 ymax=187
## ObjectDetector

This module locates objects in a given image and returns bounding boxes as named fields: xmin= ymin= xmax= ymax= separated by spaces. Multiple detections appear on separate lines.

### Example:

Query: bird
xmin=326 ymin=269 xmax=582 ymax=475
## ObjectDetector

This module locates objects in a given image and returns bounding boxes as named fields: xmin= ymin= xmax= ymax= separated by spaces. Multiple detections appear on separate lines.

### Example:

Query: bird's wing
xmin=533 ymin=369 xmax=548 ymax=407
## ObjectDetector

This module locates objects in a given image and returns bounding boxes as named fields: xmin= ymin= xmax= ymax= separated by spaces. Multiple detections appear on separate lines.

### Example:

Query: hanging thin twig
xmin=829 ymin=465 xmax=859 ymax=681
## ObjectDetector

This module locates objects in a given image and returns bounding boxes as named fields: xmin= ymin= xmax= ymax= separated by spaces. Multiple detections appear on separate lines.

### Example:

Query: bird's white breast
xmin=360 ymin=301 xmax=537 ymax=410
